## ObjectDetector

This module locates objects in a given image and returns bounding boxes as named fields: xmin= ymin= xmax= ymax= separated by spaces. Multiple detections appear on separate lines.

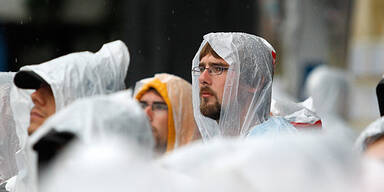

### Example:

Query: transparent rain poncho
xmin=39 ymin=138 xmax=195 ymax=192
xmin=30 ymin=91 xmax=154 ymax=154
xmin=305 ymin=65 xmax=354 ymax=137
xmin=134 ymin=73 xmax=199 ymax=152
xmin=192 ymin=32 xmax=293 ymax=140
xmin=21 ymin=91 xmax=154 ymax=192
xmin=355 ymin=117 xmax=384 ymax=152
xmin=0 ymin=72 xmax=18 ymax=185
xmin=9 ymin=40 xmax=130 ymax=192
xmin=271 ymin=97 xmax=322 ymax=129
xmin=159 ymin=133 xmax=362 ymax=192
xmin=10 ymin=40 xmax=130 ymax=134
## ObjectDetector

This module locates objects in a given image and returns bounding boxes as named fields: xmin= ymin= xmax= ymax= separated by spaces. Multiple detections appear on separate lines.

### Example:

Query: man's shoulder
xmin=248 ymin=117 xmax=297 ymax=137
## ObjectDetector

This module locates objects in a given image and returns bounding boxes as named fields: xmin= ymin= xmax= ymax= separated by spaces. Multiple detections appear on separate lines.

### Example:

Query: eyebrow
xmin=140 ymin=101 xmax=166 ymax=104
xmin=153 ymin=101 xmax=167 ymax=105
xmin=199 ymin=62 xmax=228 ymax=67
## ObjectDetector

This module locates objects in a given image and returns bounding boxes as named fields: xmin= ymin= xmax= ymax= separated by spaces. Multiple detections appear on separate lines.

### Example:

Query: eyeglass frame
xmin=139 ymin=101 xmax=168 ymax=112
xmin=191 ymin=64 xmax=230 ymax=76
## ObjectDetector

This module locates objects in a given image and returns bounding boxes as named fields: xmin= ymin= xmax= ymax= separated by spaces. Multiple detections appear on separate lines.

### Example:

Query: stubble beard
xmin=200 ymin=87 xmax=221 ymax=120
xmin=151 ymin=125 xmax=167 ymax=153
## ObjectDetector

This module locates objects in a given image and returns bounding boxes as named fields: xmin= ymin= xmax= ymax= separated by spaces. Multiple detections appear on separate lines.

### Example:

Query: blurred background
xmin=0 ymin=0 xmax=383 ymax=132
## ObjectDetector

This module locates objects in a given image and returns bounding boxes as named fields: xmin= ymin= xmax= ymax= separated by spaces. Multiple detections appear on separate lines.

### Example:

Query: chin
xmin=28 ymin=123 xmax=42 ymax=135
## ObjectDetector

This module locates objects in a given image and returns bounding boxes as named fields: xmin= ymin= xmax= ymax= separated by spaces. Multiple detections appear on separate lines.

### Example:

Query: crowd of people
xmin=0 ymin=32 xmax=384 ymax=192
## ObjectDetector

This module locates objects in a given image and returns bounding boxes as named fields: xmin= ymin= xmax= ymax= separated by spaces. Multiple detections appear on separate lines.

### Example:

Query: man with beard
xmin=135 ymin=73 xmax=200 ymax=153
xmin=191 ymin=32 xmax=296 ymax=141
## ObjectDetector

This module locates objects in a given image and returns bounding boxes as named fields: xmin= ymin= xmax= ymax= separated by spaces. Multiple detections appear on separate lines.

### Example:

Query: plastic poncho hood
xmin=30 ymin=91 xmax=154 ymax=155
xmin=305 ymin=66 xmax=350 ymax=118
xmin=134 ymin=73 xmax=198 ymax=152
xmin=0 ymin=72 xmax=18 ymax=184
xmin=159 ymin=133 xmax=361 ymax=192
xmin=9 ymin=40 xmax=130 ymax=192
xmin=11 ymin=40 xmax=130 ymax=134
xmin=271 ymin=97 xmax=322 ymax=129
xmin=304 ymin=66 xmax=354 ymax=137
xmin=192 ymin=32 xmax=276 ymax=140
xmin=356 ymin=117 xmax=384 ymax=152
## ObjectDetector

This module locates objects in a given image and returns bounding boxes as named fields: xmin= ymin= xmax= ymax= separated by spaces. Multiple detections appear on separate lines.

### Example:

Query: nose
xmin=198 ymin=68 xmax=211 ymax=86
xmin=144 ymin=105 xmax=154 ymax=122
xmin=30 ymin=88 xmax=45 ymax=106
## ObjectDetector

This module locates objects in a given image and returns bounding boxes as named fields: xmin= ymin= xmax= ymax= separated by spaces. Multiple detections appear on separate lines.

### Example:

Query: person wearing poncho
xmin=9 ymin=40 xmax=130 ymax=192
xmin=191 ymin=32 xmax=296 ymax=140
xmin=134 ymin=73 xmax=199 ymax=153
xmin=0 ymin=72 xmax=18 ymax=190
xmin=12 ymin=40 xmax=130 ymax=135
xmin=356 ymin=117 xmax=384 ymax=161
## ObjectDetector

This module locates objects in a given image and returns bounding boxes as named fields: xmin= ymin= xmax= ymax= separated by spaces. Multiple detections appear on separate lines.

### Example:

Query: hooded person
xmin=31 ymin=91 xmax=155 ymax=167
xmin=355 ymin=117 xmax=384 ymax=161
xmin=9 ymin=40 xmax=130 ymax=192
xmin=377 ymin=77 xmax=384 ymax=117
xmin=17 ymin=91 xmax=155 ymax=192
xmin=39 ymin=141 xmax=196 ymax=192
xmin=304 ymin=65 xmax=355 ymax=138
xmin=11 ymin=40 xmax=130 ymax=136
xmin=191 ymin=32 xmax=296 ymax=140
xmin=27 ymin=91 xmax=182 ymax=192
xmin=0 ymin=72 xmax=19 ymax=188
xmin=158 ymin=132 xmax=361 ymax=192
xmin=134 ymin=73 xmax=199 ymax=153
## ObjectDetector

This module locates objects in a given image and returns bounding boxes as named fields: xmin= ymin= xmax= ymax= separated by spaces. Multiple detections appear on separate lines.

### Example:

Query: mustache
xmin=200 ymin=86 xmax=216 ymax=97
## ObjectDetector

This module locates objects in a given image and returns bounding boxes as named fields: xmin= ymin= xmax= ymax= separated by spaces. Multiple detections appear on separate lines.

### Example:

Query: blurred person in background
xmin=159 ymin=132 xmax=362 ymax=192
xmin=0 ymin=72 xmax=18 ymax=191
xmin=356 ymin=117 xmax=384 ymax=161
xmin=191 ymin=32 xmax=296 ymax=140
xmin=377 ymin=77 xmax=384 ymax=117
xmin=31 ymin=91 xmax=155 ymax=170
xmin=134 ymin=73 xmax=199 ymax=154
xmin=305 ymin=65 xmax=355 ymax=138
xmin=355 ymin=117 xmax=384 ymax=191
xmin=28 ymin=91 xmax=157 ymax=192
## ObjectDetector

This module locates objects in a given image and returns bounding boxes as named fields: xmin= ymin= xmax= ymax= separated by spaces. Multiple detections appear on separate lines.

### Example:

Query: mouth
xmin=200 ymin=87 xmax=215 ymax=98
xmin=200 ymin=91 xmax=212 ymax=98
xmin=30 ymin=109 xmax=44 ymax=120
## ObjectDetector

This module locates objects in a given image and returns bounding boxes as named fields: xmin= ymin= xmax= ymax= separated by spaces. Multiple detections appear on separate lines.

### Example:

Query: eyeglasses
xmin=139 ymin=101 xmax=168 ymax=111
xmin=192 ymin=65 xmax=229 ymax=76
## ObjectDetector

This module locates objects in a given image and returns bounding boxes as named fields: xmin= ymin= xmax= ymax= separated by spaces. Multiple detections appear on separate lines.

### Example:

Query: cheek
xmin=48 ymin=99 xmax=56 ymax=116
xmin=214 ymin=76 xmax=227 ymax=102
xmin=153 ymin=113 xmax=168 ymax=128
xmin=155 ymin=113 xmax=169 ymax=139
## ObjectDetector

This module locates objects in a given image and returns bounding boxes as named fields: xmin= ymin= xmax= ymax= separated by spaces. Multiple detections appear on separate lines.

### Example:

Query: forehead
xmin=37 ymin=84 xmax=54 ymax=96
xmin=139 ymin=89 xmax=165 ymax=102
xmin=199 ymin=54 xmax=229 ymax=66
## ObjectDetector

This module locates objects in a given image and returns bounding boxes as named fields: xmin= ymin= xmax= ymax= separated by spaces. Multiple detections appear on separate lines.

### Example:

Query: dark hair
xmin=147 ymin=87 xmax=161 ymax=97
xmin=199 ymin=43 xmax=222 ymax=61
